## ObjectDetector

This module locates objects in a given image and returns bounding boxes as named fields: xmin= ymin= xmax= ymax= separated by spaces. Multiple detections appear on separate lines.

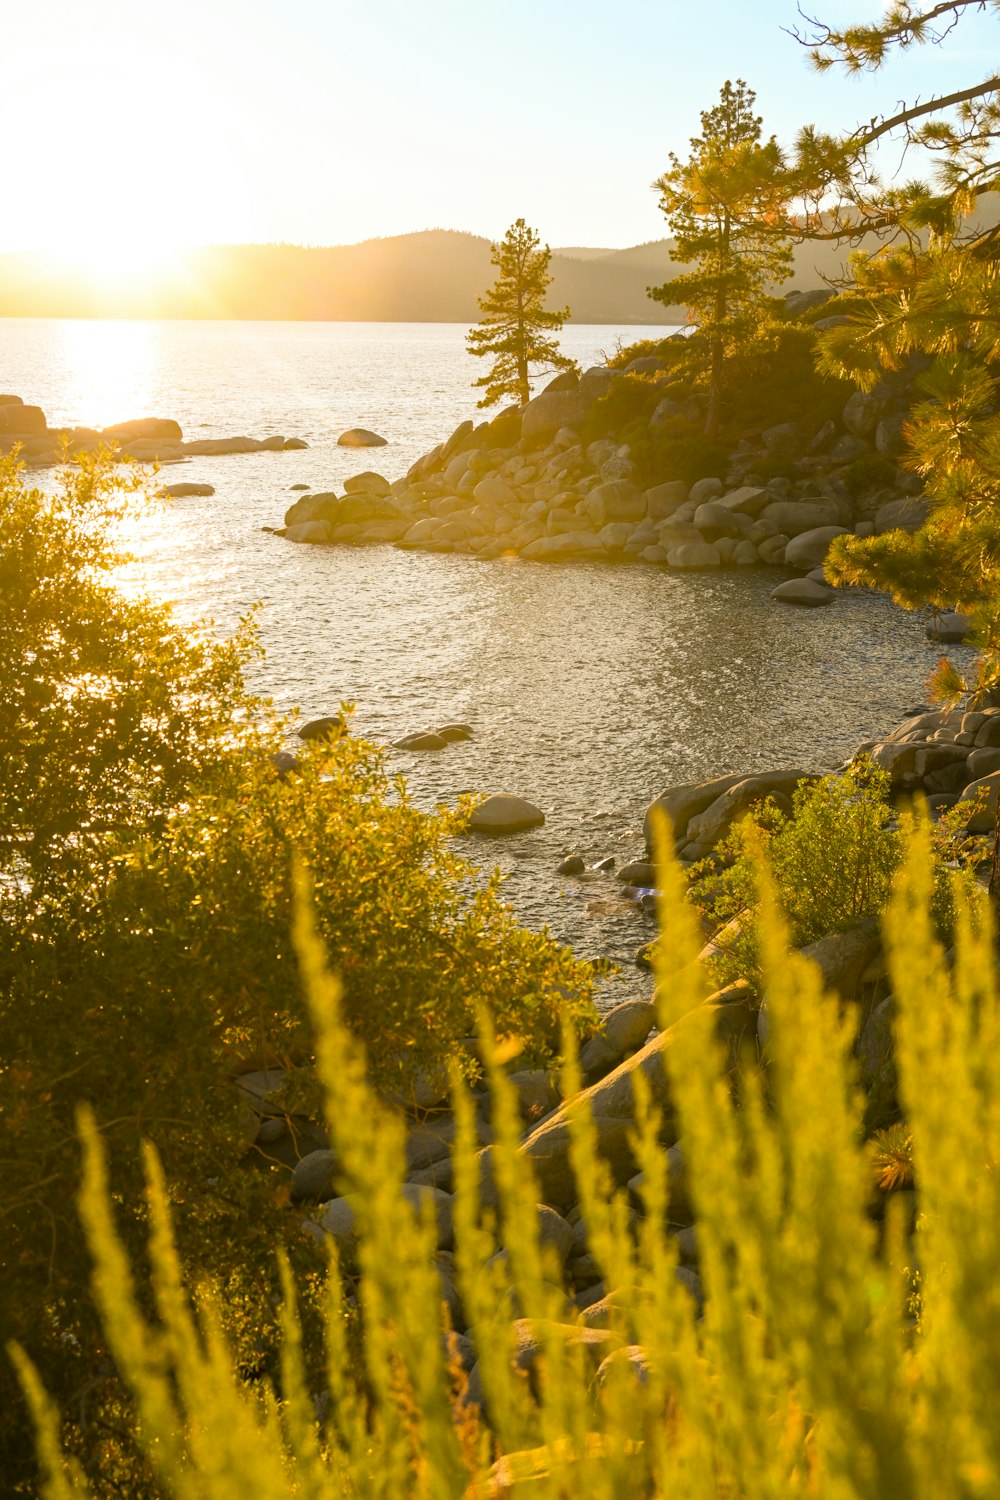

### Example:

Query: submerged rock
xmin=337 ymin=428 xmax=388 ymax=447
xmin=158 ymin=481 xmax=215 ymax=498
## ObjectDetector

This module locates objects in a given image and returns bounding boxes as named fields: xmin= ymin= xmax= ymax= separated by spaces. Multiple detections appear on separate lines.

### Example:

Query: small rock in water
xmin=159 ymin=481 xmax=215 ymax=498
xmin=592 ymin=856 xmax=616 ymax=872
xmin=558 ymin=854 xmax=586 ymax=876
xmin=270 ymin=750 xmax=301 ymax=777
xmin=392 ymin=730 xmax=448 ymax=751
xmin=926 ymin=610 xmax=972 ymax=643
xmin=470 ymin=795 xmax=545 ymax=835
xmin=337 ymin=428 xmax=387 ymax=447
xmin=299 ymin=715 xmax=348 ymax=742
xmin=771 ymin=578 xmax=834 ymax=608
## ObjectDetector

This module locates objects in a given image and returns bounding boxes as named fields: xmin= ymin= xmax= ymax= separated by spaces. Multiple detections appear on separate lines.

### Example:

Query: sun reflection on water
xmin=52 ymin=319 xmax=158 ymax=430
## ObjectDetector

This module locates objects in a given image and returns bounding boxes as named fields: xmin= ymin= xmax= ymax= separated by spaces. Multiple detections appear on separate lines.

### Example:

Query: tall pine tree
xmin=466 ymin=219 xmax=577 ymax=407
xmin=650 ymin=80 xmax=793 ymax=436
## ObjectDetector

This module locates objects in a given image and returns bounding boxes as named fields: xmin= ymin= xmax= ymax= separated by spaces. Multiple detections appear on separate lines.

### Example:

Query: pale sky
xmin=4 ymin=0 xmax=996 ymax=263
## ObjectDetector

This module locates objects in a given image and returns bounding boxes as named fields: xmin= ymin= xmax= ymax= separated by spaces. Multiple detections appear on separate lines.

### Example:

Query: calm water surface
xmin=0 ymin=318 xmax=968 ymax=1000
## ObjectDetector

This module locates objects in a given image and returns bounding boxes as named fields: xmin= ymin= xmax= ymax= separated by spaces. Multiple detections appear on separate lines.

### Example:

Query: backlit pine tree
xmin=650 ymin=79 xmax=793 ymax=436
xmin=466 ymin=219 xmax=577 ymax=407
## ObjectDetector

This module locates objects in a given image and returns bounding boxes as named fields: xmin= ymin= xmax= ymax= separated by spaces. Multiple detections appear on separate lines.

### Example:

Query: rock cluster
xmin=0 ymin=394 xmax=307 ymax=468
xmin=277 ymin=363 xmax=927 ymax=579
xmin=856 ymin=704 xmax=1000 ymax=828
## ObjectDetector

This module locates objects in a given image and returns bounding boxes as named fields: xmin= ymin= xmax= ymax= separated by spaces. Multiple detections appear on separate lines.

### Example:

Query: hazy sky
xmin=4 ymin=0 xmax=996 ymax=261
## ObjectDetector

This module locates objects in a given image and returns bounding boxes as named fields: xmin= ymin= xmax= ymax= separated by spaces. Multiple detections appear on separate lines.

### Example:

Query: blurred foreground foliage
xmin=14 ymin=820 xmax=1000 ymax=1498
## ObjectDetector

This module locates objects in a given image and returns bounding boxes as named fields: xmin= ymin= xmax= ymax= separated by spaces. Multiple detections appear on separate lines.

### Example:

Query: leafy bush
xmin=0 ymin=454 xmax=596 ymax=1487
xmin=15 ymin=823 xmax=1000 ymax=1497
xmin=688 ymin=763 xmax=978 ymax=992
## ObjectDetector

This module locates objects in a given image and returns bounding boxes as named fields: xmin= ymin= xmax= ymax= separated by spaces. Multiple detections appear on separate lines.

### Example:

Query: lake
xmin=0 ymin=317 xmax=964 ymax=1001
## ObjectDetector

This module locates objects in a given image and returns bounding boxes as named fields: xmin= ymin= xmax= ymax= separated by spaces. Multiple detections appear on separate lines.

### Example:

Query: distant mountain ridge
xmin=0 ymin=227 xmax=891 ymax=323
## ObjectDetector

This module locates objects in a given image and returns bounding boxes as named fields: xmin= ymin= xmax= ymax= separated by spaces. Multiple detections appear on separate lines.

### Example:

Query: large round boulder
xmin=760 ymin=500 xmax=841 ymax=535
xmin=101 ymin=417 xmax=181 ymax=441
xmin=343 ymin=471 xmax=391 ymax=496
xmin=0 ymin=403 xmax=47 ymax=434
xmin=470 ymin=795 xmax=545 ymax=835
xmin=520 ymin=388 xmax=586 ymax=443
xmin=584 ymin=481 xmax=646 ymax=527
xmin=784 ymin=526 xmax=848 ymax=570
xmin=337 ymin=428 xmax=387 ymax=447
xmin=771 ymin=577 xmax=834 ymax=607
xmin=667 ymin=541 xmax=721 ymax=570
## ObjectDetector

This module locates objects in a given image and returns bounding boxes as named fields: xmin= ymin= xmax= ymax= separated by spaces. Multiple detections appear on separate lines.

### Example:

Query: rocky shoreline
xmin=272 ymin=331 xmax=940 ymax=607
xmin=0 ymin=393 xmax=308 ymax=466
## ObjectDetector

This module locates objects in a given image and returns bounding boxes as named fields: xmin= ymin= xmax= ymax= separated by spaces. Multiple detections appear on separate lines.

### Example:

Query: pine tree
xmin=791 ymin=3 xmax=1000 ymax=244
xmin=466 ymin=219 xmax=577 ymax=408
xmin=650 ymin=80 xmax=793 ymax=437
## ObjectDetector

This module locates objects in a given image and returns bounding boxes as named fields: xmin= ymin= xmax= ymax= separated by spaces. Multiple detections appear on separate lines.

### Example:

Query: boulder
xmin=343 ymin=471 xmax=391 ymax=496
xmin=158 ymin=481 xmax=215 ymax=498
xmin=337 ymin=428 xmax=387 ymax=447
xmin=624 ymin=355 xmax=667 ymax=375
xmin=693 ymin=501 xmax=752 ymax=539
xmin=486 ymin=405 xmax=522 ymax=445
xmin=392 ymin=731 xmax=448 ymax=751
xmin=285 ymin=520 xmax=334 ymax=544
xmin=298 ymin=715 xmax=347 ymax=742
xmin=473 ymin=475 xmax=518 ymax=508
xmin=645 ymin=481 xmax=689 ymax=520
xmin=799 ymin=918 xmax=882 ymax=1001
xmin=0 ymin=403 xmax=47 ymax=435
xmin=292 ymin=1148 xmax=339 ymax=1201
xmin=580 ymin=998 xmax=657 ymax=1079
xmin=685 ymin=769 xmax=819 ymax=854
xmin=643 ymin=773 xmax=748 ymax=848
xmin=667 ymin=541 xmax=721 ymax=569
xmin=470 ymin=795 xmax=545 ymax=834
xmin=761 ymin=421 xmax=800 ymax=450
xmin=957 ymin=771 xmax=1000 ymax=833
xmin=843 ymin=389 xmax=890 ymax=437
xmin=520 ymin=388 xmax=587 ymax=443
xmin=784 ymin=526 xmax=848 ymax=569
xmin=875 ymin=495 xmax=929 ymax=535
xmin=760 ymin=500 xmax=841 ymax=535
xmin=688 ymin=477 xmax=724 ymax=506
xmin=584 ymin=480 xmax=646 ymax=527
xmin=926 ymin=610 xmax=972 ymax=643
xmin=521 ymin=533 xmax=605 ymax=561
xmin=101 ymin=417 xmax=181 ymax=442
xmin=717 ymin=485 xmax=769 ymax=517
xmin=770 ymin=577 xmax=834 ymax=607
xmin=757 ymin=534 xmax=790 ymax=565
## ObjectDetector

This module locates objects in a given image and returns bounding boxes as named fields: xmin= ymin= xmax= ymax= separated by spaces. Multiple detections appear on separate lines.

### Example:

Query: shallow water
xmin=0 ymin=317 xmax=970 ymax=1002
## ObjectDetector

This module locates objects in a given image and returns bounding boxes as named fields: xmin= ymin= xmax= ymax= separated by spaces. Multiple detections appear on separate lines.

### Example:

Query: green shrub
xmin=688 ymin=763 xmax=979 ymax=992
xmin=15 ymin=822 xmax=1000 ymax=1497
xmin=0 ymin=454 xmax=596 ymax=1488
